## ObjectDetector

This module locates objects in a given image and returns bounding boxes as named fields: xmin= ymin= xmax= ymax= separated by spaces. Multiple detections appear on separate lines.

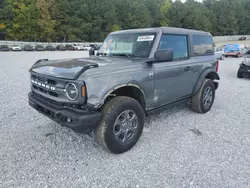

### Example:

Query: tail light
xmin=216 ymin=60 xmax=219 ymax=72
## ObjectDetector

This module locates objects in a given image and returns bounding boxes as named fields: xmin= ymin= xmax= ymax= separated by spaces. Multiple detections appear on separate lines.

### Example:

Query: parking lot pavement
xmin=0 ymin=52 xmax=250 ymax=188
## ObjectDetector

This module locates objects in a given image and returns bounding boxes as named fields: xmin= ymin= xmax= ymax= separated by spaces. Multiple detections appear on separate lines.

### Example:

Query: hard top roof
xmin=110 ymin=27 xmax=212 ymax=36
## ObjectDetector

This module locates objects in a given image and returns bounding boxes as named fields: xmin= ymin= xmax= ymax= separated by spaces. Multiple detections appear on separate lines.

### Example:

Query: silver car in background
xmin=214 ymin=45 xmax=225 ymax=60
xmin=11 ymin=45 xmax=22 ymax=51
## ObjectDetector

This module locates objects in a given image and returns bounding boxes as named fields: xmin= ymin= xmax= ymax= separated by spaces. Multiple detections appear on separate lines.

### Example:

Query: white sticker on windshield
xmin=137 ymin=35 xmax=155 ymax=42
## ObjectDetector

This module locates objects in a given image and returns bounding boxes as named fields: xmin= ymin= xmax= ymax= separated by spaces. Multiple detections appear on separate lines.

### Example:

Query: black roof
xmin=110 ymin=27 xmax=212 ymax=36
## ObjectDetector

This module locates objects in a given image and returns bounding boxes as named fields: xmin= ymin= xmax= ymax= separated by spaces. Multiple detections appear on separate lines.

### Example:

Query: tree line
xmin=0 ymin=0 xmax=250 ymax=42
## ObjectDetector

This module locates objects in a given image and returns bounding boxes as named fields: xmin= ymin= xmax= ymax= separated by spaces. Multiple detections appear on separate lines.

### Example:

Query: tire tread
xmin=191 ymin=79 xmax=215 ymax=113
xmin=95 ymin=96 xmax=144 ymax=153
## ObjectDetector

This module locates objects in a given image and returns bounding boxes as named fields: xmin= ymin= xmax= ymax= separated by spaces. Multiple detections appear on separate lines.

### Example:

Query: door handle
xmin=185 ymin=66 xmax=193 ymax=71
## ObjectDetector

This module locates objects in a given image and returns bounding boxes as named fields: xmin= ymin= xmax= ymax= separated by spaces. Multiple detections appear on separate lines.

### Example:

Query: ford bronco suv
xmin=28 ymin=27 xmax=220 ymax=154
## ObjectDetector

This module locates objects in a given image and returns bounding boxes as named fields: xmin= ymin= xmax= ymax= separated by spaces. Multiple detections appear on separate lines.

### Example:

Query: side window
xmin=193 ymin=35 xmax=214 ymax=55
xmin=159 ymin=35 xmax=188 ymax=60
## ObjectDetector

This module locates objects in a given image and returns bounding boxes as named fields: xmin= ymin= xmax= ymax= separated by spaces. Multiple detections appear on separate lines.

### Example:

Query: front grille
xmin=32 ymin=92 xmax=63 ymax=107
xmin=31 ymin=74 xmax=56 ymax=85
xmin=30 ymin=73 xmax=65 ymax=99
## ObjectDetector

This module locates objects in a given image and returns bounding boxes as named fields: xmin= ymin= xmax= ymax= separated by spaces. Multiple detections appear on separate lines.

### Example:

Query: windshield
xmin=98 ymin=32 xmax=157 ymax=58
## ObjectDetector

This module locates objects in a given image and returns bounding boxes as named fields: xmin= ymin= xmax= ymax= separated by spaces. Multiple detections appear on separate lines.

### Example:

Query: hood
xmin=30 ymin=56 xmax=142 ymax=80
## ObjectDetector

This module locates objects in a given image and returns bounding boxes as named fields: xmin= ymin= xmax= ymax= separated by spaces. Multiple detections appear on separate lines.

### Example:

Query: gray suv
xmin=28 ymin=27 xmax=220 ymax=154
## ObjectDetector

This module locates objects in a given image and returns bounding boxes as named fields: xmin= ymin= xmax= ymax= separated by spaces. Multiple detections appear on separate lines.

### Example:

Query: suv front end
xmin=28 ymin=63 xmax=101 ymax=133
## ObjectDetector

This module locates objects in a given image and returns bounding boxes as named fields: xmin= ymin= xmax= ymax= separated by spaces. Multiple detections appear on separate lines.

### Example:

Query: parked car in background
xmin=0 ymin=45 xmax=10 ymax=51
xmin=214 ymin=46 xmax=225 ymax=60
xmin=45 ymin=45 xmax=56 ymax=51
xmin=65 ymin=44 xmax=76 ymax=51
xmin=239 ymin=36 xmax=247 ymax=41
xmin=11 ymin=45 xmax=22 ymax=51
xmin=35 ymin=45 xmax=45 ymax=51
xmin=83 ymin=45 xmax=92 ymax=51
xmin=90 ymin=44 xmax=101 ymax=50
xmin=224 ymin=43 xmax=245 ymax=58
xmin=24 ymin=45 xmax=34 ymax=51
xmin=56 ymin=45 xmax=66 ymax=51
xmin=73 ymin=44 xmax=84 ymax=51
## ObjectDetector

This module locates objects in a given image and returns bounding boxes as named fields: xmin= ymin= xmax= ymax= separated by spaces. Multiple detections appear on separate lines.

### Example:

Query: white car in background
xmin=73 ymin=44 xmax=84 ymax=51
xmin=214 ymin=45 xmax=225 ymax=60
xmin=83 ymin=45 xmax=92 ymax=51
xmin=11 ymin=45 xmax=22 ymax=51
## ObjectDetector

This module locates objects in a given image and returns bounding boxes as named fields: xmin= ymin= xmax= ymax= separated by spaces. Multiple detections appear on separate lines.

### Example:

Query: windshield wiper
xmin=111 ymin=53 xmax=131 ymax=59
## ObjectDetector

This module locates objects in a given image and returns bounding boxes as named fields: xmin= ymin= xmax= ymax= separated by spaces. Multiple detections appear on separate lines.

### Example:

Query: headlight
xmin=65 ymin=83 xmax=78 ymax=101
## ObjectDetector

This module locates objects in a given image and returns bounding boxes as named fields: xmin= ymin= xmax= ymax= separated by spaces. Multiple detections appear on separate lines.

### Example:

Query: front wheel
xmin=95 ymin=96 xmax=145 ymax=154
xmin=190 ymin=79 xmax=215 ymax=114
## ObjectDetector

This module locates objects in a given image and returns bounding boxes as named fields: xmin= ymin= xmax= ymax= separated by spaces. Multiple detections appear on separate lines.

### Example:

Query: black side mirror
xmin=154 ymin=49 xmax=173 ymax=62
xmin=89 ymin=48 xmax=95 ymax=56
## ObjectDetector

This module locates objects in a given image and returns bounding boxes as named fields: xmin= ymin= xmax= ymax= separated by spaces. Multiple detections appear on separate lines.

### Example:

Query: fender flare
xmin=193 ymin=69 xmax=220 ymax=94
xmin=98 ymin=83 xmax=147 ymax=109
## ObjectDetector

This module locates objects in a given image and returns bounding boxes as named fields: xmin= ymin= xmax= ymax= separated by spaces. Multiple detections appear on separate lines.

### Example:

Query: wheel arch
xmin=193 ymin=70 xmax=220 ymax=94
xmin=100 ymin=84 xmax=147 ymax=111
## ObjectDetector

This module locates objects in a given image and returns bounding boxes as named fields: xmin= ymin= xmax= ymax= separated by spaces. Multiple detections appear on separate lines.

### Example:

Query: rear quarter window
xmin=192 ymin=35 xmax=214 ymax=55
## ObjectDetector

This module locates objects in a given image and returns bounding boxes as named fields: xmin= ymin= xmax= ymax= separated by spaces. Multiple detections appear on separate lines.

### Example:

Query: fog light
xmin=66 ymin=117 xmax=72 ymax=123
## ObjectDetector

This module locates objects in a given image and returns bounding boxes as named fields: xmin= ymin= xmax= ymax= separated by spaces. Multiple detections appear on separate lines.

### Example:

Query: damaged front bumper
xmin=28 ymin=92 xmax=102 ymax=133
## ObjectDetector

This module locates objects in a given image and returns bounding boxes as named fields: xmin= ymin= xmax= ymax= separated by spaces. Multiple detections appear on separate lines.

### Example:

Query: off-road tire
xmin=95 ymin=96 xmax=145 ymax=154
xmin=237 ymin=69 xmax=244 ymax=78
xmin=191 ymin=79 xmax=215 ymax=114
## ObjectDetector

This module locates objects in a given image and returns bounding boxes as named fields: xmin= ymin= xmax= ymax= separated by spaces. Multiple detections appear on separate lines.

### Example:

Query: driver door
xmin=152 ymin=34 xmax=198 ymax=108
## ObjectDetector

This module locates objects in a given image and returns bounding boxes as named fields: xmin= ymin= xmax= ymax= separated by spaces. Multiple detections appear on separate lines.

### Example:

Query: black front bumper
xmin=28 ymin=92 xmax=102 ymax=133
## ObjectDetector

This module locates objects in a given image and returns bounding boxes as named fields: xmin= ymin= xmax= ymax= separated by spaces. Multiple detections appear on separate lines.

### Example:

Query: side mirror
xmin=89 ymin=48 xmax=95 ymax=56
xmin=154 ymin=49 xmax=173 ymax=62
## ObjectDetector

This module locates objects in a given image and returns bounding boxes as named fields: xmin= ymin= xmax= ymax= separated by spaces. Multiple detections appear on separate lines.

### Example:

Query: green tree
xmin=0 ymin=0 xmax=11 ymax=34
xmin=1 ymin=0 xmax=250 ymax=41
xmin=6 ymin=0 xmax=39 ymax=41
xmin=116 ymin=0 xmax=152 ymax=30
xmin=167 ymin=1 xmax=187 ymax=28
xmin=36 ymin=0 xmax=57 ymax=41
xmin=160 ymin=0 xmax=172 ymax=26
xmin=112 ymin=24 xmax=121 ymax=32
xmin=210 ymin=0 xmax=239 ymax=35
xmin=183 ymin=2 xmax=213 ymax=32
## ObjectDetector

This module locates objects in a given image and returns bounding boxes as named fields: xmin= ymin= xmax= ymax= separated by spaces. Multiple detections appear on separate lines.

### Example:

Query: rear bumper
xmin=28 ymin=92 xmax=102 ymax=133
xmin=225 ymin=52 xmax=241 ymax=56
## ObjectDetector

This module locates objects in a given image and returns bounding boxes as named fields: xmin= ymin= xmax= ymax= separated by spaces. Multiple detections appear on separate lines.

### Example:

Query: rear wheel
xmin=190 ymin=79 xmax=215 ymax=114
xmin=95 ymin=96 xmax=145 ymax=154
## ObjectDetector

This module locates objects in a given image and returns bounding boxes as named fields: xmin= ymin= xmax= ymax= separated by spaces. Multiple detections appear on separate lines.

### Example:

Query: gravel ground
xmin=0 ymin=52 xmax=250 ymax=188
